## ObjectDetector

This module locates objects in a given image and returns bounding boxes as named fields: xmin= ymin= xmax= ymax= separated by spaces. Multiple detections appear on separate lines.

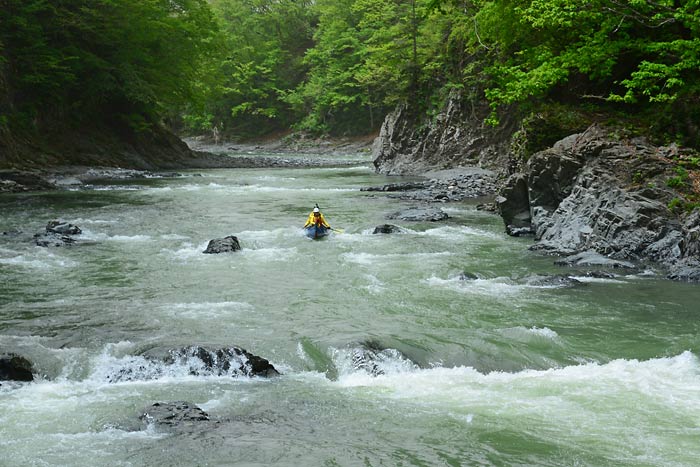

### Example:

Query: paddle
xmin=330 ymin=228 xmax=344 ymax=234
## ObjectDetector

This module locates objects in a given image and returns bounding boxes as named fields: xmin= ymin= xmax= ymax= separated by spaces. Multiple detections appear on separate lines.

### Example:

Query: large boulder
xmin=0 ymin=354 xmax=34 ymax=382
xmin=203 ymin=235 xmax=241 ymax=254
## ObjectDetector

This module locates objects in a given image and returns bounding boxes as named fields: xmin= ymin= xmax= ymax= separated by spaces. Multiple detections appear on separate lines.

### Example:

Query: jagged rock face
xmin=497 ymin=126 xmax=700 ymax=280
xmin=372 ymin=93 xmax=515 ymax=175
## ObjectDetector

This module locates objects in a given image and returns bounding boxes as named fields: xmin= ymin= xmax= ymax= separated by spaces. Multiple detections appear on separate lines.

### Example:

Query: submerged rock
xmin=372 ymin=224 xmax=403 ymax=234
xmin=203 ymin=235 xmax=241 ymax=254
xmin=457 ymin=271 xmax=479 ymax=281
xmin=347 ymin=341 xmax=417 ymax=377
xmin=0 ymin=354 xmax=34 ymax=382
xmin=140 ymin=401 xmax=211 ymax=428
xmin=387 ymin=207 xmax=448 ymax=222
xmin=524 ymin=274 xmax=583 ymax=288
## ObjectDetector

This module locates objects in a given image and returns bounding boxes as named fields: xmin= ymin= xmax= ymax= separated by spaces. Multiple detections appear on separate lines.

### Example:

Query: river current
xmin=1 ymin=150 xmax=699 ymax=466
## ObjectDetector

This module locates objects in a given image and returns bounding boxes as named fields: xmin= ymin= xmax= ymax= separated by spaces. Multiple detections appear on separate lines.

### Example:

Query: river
xmin=1 ymin=150 xmax=699 ymax=466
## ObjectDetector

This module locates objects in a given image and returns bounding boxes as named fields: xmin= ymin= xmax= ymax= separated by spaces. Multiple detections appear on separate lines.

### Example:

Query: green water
xmin=1 ymin=153 xmax=699 ymax=466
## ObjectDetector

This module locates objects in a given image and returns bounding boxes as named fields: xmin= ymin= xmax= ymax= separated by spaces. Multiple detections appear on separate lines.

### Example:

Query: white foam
xmin=499 ymin=326 xmax=560 ymax=342
xmin=240 ymin=247 xmax=298 ymax=262
xmin=363 ymin=274 xmax=385 ymax=294
xmin=79 ymin=229 xmax=152 ymax=243
xmin=341 ymin=251 xmax=451 ymax=265
xmin=163 ymin=242 xmax=210 ymax=261
xmin=570 ymin=275 xmax=625 ymax=284
xmin=425 ymin=275 xmax=528 ymax=296
xmin=416 ymin=225 xmax=502 ymax=240
xmin=163 ymin=301 xmax=253 ymax=319
xmin=0 ymin=250 xmax=79 ymax=269
xmin=160 ymin=234 xmax=190 ymax=240
xmin=331 ymin=352 xmax=700 ymax=414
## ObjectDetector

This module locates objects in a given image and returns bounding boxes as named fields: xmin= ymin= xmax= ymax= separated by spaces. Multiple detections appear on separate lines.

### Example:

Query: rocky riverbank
xmin=496 ymin=126 xmax=700 ymax=281
xmin=371 ymin=96 xmax=700 ymax=282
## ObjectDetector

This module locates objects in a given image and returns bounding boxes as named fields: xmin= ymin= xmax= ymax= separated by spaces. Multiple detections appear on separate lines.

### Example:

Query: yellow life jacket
xmin=304 ymin=212 xmax=330 ymax=228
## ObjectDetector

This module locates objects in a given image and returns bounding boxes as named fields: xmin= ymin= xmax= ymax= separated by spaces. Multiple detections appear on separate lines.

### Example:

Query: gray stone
xmin=554 ymin=251 xmax=637 ymax=269
xmin=203 ymin=235 xmax=241 ymax=254
xmin=139 ymin=402 xmax=211 ymax=428
xmin=0 ymin=354 xmax=34 ymax=382
xmin=372 ymin=224 xmax=403 ymax=234
xmin=387 ymin=207 xmax=448 ymax=222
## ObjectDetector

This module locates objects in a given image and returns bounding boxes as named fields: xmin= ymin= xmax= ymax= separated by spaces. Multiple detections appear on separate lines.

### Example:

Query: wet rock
xmin=372 ymin=224 xmax=403 ymax=234
xmin=34 ymin=219 xmax=82 ymax=247
xmin=46 ymin=220 xmax=82 ymax=235
xmin=2 ymin=229 xmax=23 ymax=236
xmin=140 ymin=402 xmax=211 ymax=428
xmin=581 ymin=270 xmax=617 ymax=279
xmin=348 ymin=341 xmax=417 ymax=377
xmin=0 ymin=354 xmax=34 ymax=382
xmin=496 ymin=126 xmax=700 ymax=281
xmin=497 ymin=174 xmax=530 ymax=230
xmin=164 ymin=345 xmax=279 ymax=378
xmin=525 ymin=274 xmax=583 ymax=288
xmin=667 ymin=258 xmax=700 ymax=282
xmin=0 ymin=171 xmax=55 ymax=192
xmin=361 ymin=182 xmax=426 ymax=192
xmin=457 ymin=271 xmax=479 ymax=280
xmin=476 ymin=203 xmax=497 ymax=212
xmin=387 ymin=207 xmax=448 ymax=222
xmin=506 ymin=225 xmax=534 ymax=237
xmin=554 ymin=251 xmax=637 ymax=269
xmin=203 ymin=235 xmax=241 ymax=254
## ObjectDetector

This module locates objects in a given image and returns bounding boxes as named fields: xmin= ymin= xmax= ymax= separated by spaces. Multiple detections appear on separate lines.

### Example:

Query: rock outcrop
xmin=372 ymin=91 xmax=516 ymax=175
xmin=496 ymin=126 xmax=700 ymax=281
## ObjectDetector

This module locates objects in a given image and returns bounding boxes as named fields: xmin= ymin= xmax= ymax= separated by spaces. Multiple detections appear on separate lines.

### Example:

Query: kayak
xmin=304 ymin=225 xmax=329 ymax=239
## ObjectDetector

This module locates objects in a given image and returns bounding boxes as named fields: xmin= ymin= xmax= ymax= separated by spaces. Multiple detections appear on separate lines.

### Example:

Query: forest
xmin=1 ymin=0 xmax=699 ymax=147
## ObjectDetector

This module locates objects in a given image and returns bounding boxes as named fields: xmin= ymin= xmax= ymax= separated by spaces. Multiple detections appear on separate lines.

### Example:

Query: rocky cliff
xmin=497 ymin=126 xmax=700 ymax=281
xmin=372 ymin=91 xmax=516 ymax=175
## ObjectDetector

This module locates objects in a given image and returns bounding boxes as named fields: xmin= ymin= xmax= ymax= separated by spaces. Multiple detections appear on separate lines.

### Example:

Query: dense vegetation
xmin=1 ymin=0 xmax=699 ymax=147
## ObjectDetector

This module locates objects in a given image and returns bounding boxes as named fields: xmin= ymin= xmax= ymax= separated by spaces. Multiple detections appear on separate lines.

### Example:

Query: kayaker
xmin=304 ymin=206 xmax=331 ymax=230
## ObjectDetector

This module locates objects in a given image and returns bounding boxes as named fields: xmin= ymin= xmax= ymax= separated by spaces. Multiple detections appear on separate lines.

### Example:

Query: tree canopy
xmin=2 ymin=0 xmax=699 ymax=144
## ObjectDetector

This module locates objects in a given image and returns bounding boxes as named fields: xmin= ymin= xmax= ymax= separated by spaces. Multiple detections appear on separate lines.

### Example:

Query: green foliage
xmin=180 ymin=0 xmax=316 ymax=138
xmin=0 ymin=0 xmax=220 ymax=133
xmin=668 ymin=196 xmax=700 ymax=214
xmin=3 ymin=0 xmax=700 ymax=144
